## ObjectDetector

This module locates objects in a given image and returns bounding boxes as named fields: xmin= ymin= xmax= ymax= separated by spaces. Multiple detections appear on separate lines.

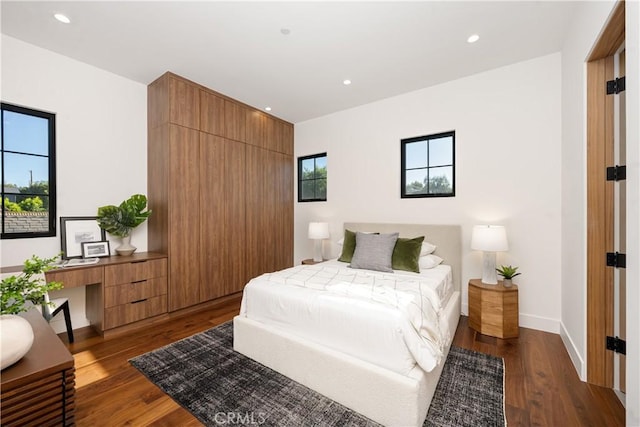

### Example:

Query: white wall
xmin=294 ymin=53 xmax=562 ymax=333
xmin=559 ymin=0 xmax=618 ymax=384
xmin=625 ymin=1 xmax=640 ymax=423
xmin=0 ymin=36 xmax=148 ymax=332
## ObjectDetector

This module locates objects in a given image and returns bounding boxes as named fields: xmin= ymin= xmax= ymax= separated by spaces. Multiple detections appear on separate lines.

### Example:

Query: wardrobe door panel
xmin=224 ymin=101 xmax=247 ymax=142
xmin=200 ymin=133 xmax=226 ymax=301
xmin=245 ymin=146 xmax=269 ymax=280
xmin=168 ymin=125 xmax=201 ymax=310
xmin=200 ymin=91 xmax=225 ymax=136
xmin=169 ymin=77 xmax=200 ymax=129
xmin=224 ymin=141 xmax=247 ymax=295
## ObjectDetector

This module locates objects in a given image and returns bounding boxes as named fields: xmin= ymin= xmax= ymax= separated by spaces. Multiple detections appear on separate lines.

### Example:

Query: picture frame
xmin=81 ymin=241 xmax=111 ymax=259
xmin=60 ymin=216 xmax=107 ymax=259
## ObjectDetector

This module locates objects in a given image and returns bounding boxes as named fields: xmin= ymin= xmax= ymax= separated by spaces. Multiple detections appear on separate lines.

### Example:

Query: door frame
xmin=586 ymin=0 xmax=625 ymax=387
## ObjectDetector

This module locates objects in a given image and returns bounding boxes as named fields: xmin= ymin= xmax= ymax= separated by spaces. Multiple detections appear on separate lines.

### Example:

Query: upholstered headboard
xmin=343 ymin=222 xmax=462 ymax=292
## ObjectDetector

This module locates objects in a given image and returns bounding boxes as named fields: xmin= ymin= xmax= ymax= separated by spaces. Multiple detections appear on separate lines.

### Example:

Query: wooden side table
xmin=468 ymin=278 xmax=519 ymax=338
xmin=1 ymin=309 xmax=75 ymax=425
xmin=301 ymin=259 xmax=324 ymax=265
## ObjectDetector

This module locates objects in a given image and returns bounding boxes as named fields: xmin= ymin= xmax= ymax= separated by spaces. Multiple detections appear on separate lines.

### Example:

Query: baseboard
xmin=519 ymin=313 xmax=560 ymax=334
xmin=560 ymin=322 xmax=586 ymax=381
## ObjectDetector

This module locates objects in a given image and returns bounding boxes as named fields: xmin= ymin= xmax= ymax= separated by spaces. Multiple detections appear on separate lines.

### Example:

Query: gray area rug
xmin=130 ymin=322 xmax=504 ymax=426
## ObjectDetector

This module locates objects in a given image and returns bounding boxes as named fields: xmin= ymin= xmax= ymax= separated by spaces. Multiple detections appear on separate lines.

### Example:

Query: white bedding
xmin=239 ymin=260 xmax=454 ymax=375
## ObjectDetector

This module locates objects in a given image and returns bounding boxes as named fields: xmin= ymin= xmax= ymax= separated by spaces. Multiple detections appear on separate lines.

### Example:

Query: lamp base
xmin=313 ymin=240 xmax=323 ymax=263
xmin=481 ymin=251 xmax=498 ymax=285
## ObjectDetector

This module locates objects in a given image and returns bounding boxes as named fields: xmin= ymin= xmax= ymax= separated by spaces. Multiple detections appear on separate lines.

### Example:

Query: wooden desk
xmin=45 ymin=252 xmax=168 ymax=334
xmin=1 ymin=309 xmax=75 ymax=426
xmin=468 ymin=278 xmax=519 ymax=338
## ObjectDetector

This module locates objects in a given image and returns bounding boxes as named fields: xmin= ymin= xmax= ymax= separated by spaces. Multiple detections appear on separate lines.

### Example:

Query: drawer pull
xmin=132 ymin=260 xmax=147 ymax=264
xmin=132 ymin=280 xmax=146 ymax=284
xmin=130 ymin=298 xmax=148 ymax=305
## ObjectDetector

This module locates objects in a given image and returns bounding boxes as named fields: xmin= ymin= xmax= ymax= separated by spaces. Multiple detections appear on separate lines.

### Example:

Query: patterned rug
xmin=130 ymin=322 xmax=505 ymax=426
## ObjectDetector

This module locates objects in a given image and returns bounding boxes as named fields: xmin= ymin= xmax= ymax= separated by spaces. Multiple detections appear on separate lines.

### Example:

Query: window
xmin=298 ymin=153 xmax=327 ymax=202
xmin=1 ymin=103 xmax=56 ymax=238
xmin=401 ymin=131 xmax=455 ymax=198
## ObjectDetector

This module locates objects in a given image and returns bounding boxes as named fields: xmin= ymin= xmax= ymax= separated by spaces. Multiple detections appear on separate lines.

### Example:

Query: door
xmin=613 ymin=47 xmax=626 ymax=396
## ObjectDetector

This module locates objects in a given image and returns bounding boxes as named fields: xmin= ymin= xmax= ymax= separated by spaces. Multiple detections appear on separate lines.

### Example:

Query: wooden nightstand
xmin=302 ymin=259 xmax=324 ymax=265
xmin=468 ymin=278 xmax=519 ymax=338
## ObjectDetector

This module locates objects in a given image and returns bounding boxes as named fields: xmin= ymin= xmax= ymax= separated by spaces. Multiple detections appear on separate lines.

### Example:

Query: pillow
xmin=419 ymin=254 xmax=444 ymax=270
xmin=337 ymin=229 xmax=357 ymax=262
xmin=420 ymin=241 xmax=437 ymax=256
xmin=350 ymin=232 xmax=399 ymax=273
xmin=391 ymin=236 xmax=425 ymax=273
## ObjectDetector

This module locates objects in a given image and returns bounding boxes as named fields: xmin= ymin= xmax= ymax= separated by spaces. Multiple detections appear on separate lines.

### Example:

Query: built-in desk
xmin=1 ymin=309 xmax=75 ymax=426
xmin=44 ymin=252 xmax=168 ymax=335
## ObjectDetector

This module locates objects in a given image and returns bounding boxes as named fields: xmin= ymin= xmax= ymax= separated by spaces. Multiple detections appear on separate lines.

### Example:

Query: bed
xmin=233 ymin=223 xmax=461 ymax=426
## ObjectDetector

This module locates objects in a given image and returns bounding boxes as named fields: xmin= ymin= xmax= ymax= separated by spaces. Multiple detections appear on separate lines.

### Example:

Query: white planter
xmin=116 ymin=234 xmax=137 ymax=256
xmin=0 ymin=314 xmax=34 ymax=370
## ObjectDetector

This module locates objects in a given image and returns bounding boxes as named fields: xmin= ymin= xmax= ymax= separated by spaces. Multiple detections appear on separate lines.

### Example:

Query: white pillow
xmin=419 ymin=254 xmax=443 ymax=269
xmin=420 ymin=242 xmax=437 ymax=256
xmin=337 ymin=238 xmax=344 ymax=246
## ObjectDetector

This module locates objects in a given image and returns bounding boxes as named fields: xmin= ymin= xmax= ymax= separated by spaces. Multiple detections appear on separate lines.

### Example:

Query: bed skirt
xmin=233 ymin=291 xmax=461 ymax=427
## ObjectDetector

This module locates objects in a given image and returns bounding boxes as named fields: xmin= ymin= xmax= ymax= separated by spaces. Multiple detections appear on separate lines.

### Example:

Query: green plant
xmin=0 ymin=255 xmax=63 ymax=315
xmin=496 ymin=265 xmax=521 ymax=280
xmin=97 ymin=194 xmax=152 ymax=238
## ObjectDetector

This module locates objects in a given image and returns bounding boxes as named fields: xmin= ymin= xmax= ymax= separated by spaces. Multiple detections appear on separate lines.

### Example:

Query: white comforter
xmin=239 ymin=262 xmax=452 ymax=374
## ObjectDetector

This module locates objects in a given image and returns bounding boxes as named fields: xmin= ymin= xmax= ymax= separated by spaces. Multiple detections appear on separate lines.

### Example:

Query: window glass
xmin=298 ymin=153 xmax=327 ymax=202
xmin=401 ymin=131 xmax=455 ymax=198
xmin=1 ymin=103 xmax=56 ymax=238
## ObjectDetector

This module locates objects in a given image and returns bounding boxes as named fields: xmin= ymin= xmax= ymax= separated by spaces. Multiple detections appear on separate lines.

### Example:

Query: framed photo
xmin=81 ymin=241 xmax=111 ymax=258
xmin=60 ymin=217 xmax=106 ymax=259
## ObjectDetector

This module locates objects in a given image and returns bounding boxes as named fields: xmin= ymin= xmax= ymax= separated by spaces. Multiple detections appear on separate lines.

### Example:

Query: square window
xmin=401 ymin=131 xmax=455 ymax=198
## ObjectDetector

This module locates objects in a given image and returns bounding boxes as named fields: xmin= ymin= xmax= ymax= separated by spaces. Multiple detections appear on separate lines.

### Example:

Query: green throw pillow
xmin=337 ymin=229 xmax=357 ymax=263
xmin=392 ymin=236 xmax=425 ymax=273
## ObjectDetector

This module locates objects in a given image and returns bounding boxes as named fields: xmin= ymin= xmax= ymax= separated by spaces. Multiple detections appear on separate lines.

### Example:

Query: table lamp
xmin=471 ymin=225 xmax=508 ymax=285
xmin=308 ymin=222 xmax=330 ymax=262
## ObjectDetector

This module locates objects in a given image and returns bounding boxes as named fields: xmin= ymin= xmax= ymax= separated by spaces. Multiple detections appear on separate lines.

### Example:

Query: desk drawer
xmin=104 ymin=277 xmax=167 ymax=308
xmin=46 ymin=267 xmax=103 ymax=288
xmin=104 ymin=295 xmax=167 ymax=329
xmin=104 ymin=258 xmax=167 ymax=286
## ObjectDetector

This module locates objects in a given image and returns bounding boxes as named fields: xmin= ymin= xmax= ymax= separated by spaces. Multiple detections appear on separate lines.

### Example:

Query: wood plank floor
xmin=61 ymin=297 xmax=625 ymax=426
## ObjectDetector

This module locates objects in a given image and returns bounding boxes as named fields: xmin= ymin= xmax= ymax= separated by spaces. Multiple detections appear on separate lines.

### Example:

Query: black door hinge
xmin=607 ymin=76 xmax=626 ymax=94
xmin=606 ymin=336 xmax=626 ymax=355
xmin=606 ymin=165 xmax=626 ymax=181
xmin=606 ymin=252 xmax=626 ymax=268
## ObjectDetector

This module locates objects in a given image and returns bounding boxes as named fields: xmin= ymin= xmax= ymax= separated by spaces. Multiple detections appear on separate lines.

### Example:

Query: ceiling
xmin=1 ymin=1 xmax=578 ymax=124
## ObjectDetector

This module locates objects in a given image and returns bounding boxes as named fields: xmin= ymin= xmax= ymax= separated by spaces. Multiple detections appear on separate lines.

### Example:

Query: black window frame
xmin=298 ymin=152 xmax=327 ymax=202
xmin=1 ymin=102 xmax=57 ymax=239
xmin=401 ymin=130 xmax=455 ymax=198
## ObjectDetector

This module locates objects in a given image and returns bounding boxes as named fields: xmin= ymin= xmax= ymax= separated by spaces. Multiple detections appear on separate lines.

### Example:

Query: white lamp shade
xmin=308 ymin=222 xmax=330 ymax=240
xmin=471 ymin=225 xmax=508 ymax=252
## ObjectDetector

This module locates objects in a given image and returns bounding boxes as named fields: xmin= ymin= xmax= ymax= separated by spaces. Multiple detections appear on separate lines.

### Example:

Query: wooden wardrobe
xmin=147 ymin=72 xmax=293 ymax=312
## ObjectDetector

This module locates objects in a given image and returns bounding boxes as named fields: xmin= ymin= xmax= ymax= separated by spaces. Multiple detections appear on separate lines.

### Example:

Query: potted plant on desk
xmin=97 ymin=194 xmax=152 ymax=256
xmin=0 ymin=254 xmax=63 ymax=369
xmin=496 ymin=265 xmax=521 ymax=288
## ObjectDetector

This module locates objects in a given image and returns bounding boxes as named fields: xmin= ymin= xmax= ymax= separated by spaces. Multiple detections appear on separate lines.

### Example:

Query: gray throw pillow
xmin=350 ymin=232 xmax=399 ymax=273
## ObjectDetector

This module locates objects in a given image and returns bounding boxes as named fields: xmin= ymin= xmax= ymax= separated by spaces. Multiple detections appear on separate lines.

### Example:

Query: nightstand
xmin=468 ymin=278 xmax=519 ymax=338
xmin=301 ymin=259 xmax=324 ymax=265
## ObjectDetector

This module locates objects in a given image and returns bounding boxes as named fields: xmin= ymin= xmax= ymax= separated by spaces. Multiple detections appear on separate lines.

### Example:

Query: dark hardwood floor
xmin=61 ymin=298 xmax=625 ymax=426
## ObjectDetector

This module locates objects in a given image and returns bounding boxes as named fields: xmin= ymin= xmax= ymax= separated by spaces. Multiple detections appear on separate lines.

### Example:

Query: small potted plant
xmin=1 ymin=254 xmax=63 ymax=369
xmin=97 ymin=194 xmax=152 ymax=256
xmin=496 ymin=265 xmax=521 ymax=288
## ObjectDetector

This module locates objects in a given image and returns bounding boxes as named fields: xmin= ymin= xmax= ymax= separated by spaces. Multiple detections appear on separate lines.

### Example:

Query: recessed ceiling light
xmin=265 ymin=107 xmax=272 ymax=112
xmin=467 ymin=34 xmax=480 ymax=43
xmin=54 ymin=13 xmax=71 ymax=24
xmin=343 ymin=79 xmax=352 ymax=86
